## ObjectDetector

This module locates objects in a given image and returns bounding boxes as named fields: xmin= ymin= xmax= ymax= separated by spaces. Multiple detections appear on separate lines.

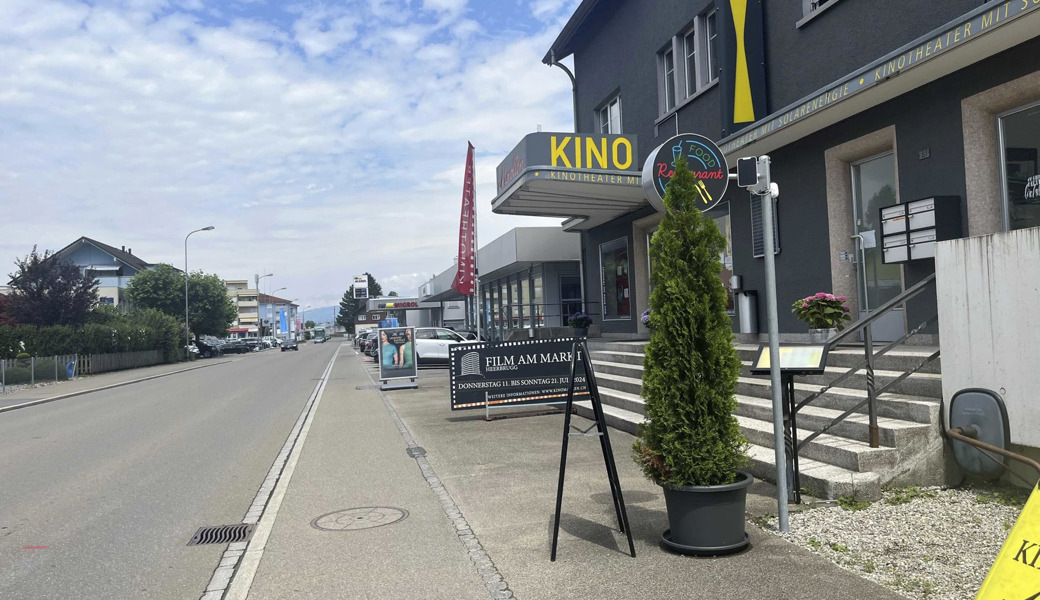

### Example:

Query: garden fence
xmin=1 ymin=350 xmax=165 ymax=392
xmin=77 ymin=350 xmax=164 ymax=375
xmin=0 ymin=354 xmax=79 ymax=392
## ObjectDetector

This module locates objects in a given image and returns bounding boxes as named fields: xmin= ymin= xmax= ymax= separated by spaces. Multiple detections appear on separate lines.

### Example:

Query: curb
xmin=0 ymin=360 xmax=232 ymax=414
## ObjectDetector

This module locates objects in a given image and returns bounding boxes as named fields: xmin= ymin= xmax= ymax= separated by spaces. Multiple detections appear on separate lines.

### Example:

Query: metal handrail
xmin=795 ymin=273 xmax=939 ymax=449
xmin=827 ymin=273 xmax=936 ymax=346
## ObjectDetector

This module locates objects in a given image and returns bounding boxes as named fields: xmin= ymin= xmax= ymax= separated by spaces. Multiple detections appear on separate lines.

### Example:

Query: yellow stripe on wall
xmin=731 ymin=0 xmax=755 ymax=123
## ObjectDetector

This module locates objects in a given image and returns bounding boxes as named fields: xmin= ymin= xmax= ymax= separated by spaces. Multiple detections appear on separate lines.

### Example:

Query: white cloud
xmin=0 ymin=0 xmax=576 ymax=303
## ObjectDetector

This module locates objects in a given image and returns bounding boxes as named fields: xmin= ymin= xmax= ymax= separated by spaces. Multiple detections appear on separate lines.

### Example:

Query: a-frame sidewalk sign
xmin=551 ymin=337 xmax=636 ymax=561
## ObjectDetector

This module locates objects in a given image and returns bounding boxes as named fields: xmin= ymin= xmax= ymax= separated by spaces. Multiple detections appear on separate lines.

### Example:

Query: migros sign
xmin=548 ymin=135 xmax=635 ymax=171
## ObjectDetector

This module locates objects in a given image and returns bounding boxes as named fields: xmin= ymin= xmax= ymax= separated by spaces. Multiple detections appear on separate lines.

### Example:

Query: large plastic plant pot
xmin=661 ymin=470 xmax=753 ymax=556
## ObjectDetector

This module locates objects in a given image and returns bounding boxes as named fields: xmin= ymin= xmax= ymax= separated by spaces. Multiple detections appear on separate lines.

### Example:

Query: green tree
xmin=633 ymin=156 xmax=747 ymax=488
xmin=126 ymin=264 xmax=236 ymax=337
xmin=187 ymin=272 xmax=237 ymax=337
xmin=125 ymin=264 xmax=183 ymax=316
xmin=6 ymin=246 xmax=99 ymax=326
xmin=305 ymin=320 xmax=316 ymax=329
xmin=337 ymin=273 xmax=382 ymax=333
xmin=388 ymin=291 xmax=398 ymax=297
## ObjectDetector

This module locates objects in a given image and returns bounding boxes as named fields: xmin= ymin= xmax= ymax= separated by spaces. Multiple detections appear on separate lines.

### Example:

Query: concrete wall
xmin=936 ymin=227 xmax=1040 ymax=448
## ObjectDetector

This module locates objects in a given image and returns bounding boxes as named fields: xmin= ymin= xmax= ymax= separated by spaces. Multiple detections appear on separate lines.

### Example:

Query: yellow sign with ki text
xmin=976 ymin=483 xmax=1040 ymax=599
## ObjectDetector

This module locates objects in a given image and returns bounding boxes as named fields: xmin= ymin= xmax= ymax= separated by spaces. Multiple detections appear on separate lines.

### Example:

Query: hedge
xmin=0 ymin=308 xmax=183 ymax=362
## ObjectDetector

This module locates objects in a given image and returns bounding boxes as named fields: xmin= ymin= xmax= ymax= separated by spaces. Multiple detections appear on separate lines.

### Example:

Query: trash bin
xmin=737 ymin=291 xmax=758 ymax=334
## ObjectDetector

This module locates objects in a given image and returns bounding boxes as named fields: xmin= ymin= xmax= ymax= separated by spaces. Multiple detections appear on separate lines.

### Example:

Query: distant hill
xmin=303 ymin=306 xmax=338 ymax=326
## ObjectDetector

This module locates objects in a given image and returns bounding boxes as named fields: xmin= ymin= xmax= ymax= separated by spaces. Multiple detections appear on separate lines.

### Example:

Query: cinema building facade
xmin=492 ymin=0 xmax=1040 ymax=341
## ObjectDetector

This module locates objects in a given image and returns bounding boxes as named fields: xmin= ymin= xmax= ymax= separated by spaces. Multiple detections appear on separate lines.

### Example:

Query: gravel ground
xmin=755 ymin=485 xmax=1029 ymax=599
xmin=0 ymin=379 xmax=64 ymax=395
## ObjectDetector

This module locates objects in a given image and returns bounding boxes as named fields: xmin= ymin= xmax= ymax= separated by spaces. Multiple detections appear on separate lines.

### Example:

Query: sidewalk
xmin=240 ymin=350 xmax=904 ymax=599
xmin=0 ymin=357 xmax=232 ymax=411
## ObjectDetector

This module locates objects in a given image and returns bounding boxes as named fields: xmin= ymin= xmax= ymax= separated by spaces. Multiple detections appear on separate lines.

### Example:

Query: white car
xmin=413 ymin=327 xmax=474 ymax=365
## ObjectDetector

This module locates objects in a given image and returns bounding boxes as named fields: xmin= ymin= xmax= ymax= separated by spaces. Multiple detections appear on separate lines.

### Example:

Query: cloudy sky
xmin=0 ymin=0 xmax=579 ymax=311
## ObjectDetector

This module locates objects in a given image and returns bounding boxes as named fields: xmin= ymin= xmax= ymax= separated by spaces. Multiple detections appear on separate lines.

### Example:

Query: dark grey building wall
xmin=762 ymin=1 xmax=985 ymax=114
xmin=572 ymin=0 xmax=721 ymax=145
xmin=734 ymin=34 xmax=1040 ymax=332
xmin=564 ymin=0 xmax=1040 ymax=333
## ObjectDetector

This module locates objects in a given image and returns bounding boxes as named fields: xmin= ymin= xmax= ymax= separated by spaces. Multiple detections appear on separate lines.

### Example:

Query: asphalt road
xmin=0 ymin=341 xmax=341 ymax=600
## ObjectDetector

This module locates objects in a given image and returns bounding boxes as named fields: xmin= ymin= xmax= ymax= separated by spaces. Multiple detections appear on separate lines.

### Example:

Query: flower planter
xmin=660 ymin=470 xmax=753 ymax=556
xmin=573 ymin=327 xmax=588 ymax=338
xmin=808 ymin=328 xmax=837 ymax=344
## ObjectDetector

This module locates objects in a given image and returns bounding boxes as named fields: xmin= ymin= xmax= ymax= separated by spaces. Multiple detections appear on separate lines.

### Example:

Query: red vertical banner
xmin=451 ymin=142 xmax=476 ymax=295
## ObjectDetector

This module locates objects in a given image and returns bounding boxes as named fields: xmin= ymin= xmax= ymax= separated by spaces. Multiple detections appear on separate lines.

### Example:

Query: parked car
xmin=262 ymin=336 xmax=279 ymax=348
xmin=221 ymin=340 xmax=250 ymax=354
xmin=281 ymin=339 xmax=299 ymax=351
xmin=360 ymin=331 xmax=379 ymax=357
xmin=243 ymin=337 xmax=261 ymax=352
xmin=413 ymin=327 xmax=476 ymax=365
xmin=196 ymin=338 xmax=223 ymax=358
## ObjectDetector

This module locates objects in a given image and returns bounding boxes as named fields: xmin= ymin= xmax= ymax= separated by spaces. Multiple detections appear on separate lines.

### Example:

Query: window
xmin=560 ymin=275 xmax=583 ymax=323
xmin=710 ymin=205 xmax=735 ymax=314
xmin=599 ymin=237 xmax=631 ymax=320
xmin=683 ymin=29 xmax=697 ymax=97
xmin=531 ymin=273 xmax=544 ymax=327
xmin=416 ymin=329 xmax=436 ymax=340
xmin=999 ymin=102 xmax=1040 ymax=231
xmin=597 ymin=95 xmax=622 ymax=134
xmin=804 ymin=0 xmax=837 ymax=15
xmin=659 ymin=9 xmax=718 ymax=115
xmin=799 ymin=0 xmax=840 ymax=24
xmin=663 ymin=48 xmax=676 ymax=112
xmin=436 ymin=329 xmax=463 ymax=341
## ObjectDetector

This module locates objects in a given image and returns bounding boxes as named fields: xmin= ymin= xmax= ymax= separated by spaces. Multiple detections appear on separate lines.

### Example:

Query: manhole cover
xmin=311 ymin=507 xmax=408 ymax=531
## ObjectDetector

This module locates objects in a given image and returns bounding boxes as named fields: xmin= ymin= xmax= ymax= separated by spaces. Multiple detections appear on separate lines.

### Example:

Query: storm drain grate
xmin=187 ymin=523 xmax=256 ymax=546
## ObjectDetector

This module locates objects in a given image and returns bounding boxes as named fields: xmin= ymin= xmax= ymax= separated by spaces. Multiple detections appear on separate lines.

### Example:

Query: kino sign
xmin=642 ymin=133 xmax=729 ymax=213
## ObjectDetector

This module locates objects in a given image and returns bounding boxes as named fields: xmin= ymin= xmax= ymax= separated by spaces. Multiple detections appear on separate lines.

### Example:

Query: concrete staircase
xmin=578 ymin=340 xmax=946 ymax=501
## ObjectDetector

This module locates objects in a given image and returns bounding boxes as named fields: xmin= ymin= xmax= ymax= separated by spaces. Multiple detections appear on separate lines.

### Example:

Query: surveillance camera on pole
xmin=736 ymin=154 xmax=789 ymax=533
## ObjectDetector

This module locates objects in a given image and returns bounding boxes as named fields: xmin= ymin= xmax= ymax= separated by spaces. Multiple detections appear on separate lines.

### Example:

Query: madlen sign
xmin=642 ymin=133 xmax=729 ymax=213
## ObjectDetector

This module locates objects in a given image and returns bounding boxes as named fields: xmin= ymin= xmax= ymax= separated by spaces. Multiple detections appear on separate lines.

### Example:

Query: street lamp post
xmin=255 ymin=273 xmax=272 ymax=338
xmin=269 ymin=287 xmax=287 ymax=339
xmin=185 ymin=226 xmax=215 ymax=358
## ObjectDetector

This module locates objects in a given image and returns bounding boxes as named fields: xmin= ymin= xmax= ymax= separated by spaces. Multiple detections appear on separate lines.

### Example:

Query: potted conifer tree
xmin=633 ymin=155 xmax=752 ymax=556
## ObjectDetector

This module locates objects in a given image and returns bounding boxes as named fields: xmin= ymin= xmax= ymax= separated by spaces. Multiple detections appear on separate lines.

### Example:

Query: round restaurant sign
xmin=641 ymin=133 xmax=729 ymax=213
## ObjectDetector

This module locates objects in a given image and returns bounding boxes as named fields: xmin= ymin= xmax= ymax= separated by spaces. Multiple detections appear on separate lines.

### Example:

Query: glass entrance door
xmin=851 ymin=152 xmax=904 ymax=341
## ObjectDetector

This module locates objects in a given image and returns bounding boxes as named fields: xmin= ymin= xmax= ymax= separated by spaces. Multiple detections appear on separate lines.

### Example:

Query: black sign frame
xmin=448 ymin=339 xmax=590 ymax=411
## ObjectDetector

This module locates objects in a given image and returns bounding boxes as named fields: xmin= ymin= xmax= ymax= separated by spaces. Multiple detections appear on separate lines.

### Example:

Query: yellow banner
xmin=976 ymin=483 xmax=1040 ymax=599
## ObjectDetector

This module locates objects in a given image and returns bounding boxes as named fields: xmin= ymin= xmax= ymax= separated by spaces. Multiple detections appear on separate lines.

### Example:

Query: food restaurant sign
xmin=720 ymin=1 xmax=1040 ymax=155
xmin=642 ymin=134 xmax=729 ymax=213
xmin=496 ymin=132 xmax=639 ymax=193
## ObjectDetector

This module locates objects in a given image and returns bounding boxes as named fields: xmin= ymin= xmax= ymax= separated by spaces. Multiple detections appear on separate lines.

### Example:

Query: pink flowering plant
xmin=791 ymin=292 xmax=852 ymax=331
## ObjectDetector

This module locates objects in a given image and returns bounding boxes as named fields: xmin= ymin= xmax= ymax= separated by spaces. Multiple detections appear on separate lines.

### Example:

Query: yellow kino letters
xmin=550 ymin=136 xmax=634 ymax=171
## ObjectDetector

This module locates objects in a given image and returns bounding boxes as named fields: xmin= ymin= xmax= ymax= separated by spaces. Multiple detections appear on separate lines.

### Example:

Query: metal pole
xmin=185 ymin=226 xmax=215 ymax=360
xmin=757 ymin=155 xmax=790 ymax=532
xmin=31 ymin=356 xmax=35 ymax=385
xmin=864 ymin=326 xmax=880 ymax=448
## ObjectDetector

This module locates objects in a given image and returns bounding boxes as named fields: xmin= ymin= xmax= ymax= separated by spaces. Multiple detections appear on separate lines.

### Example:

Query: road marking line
xmin=200 ymin=346 xmax=340 ymax=600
